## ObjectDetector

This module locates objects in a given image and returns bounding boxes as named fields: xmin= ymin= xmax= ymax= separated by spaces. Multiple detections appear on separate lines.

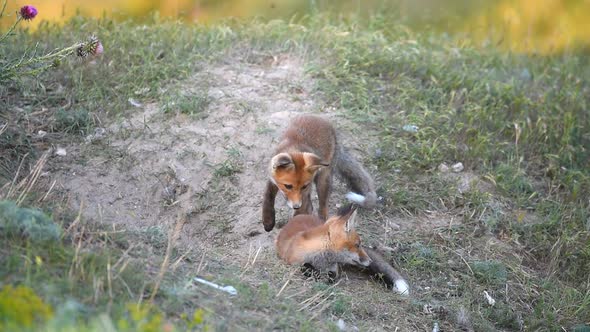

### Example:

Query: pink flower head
xmin=19 ymin=5 xmax=38 ymax=20
xmin=76 ymin=35 xmax=104 ymax=57
xmin=94 ymin=41 xmax=104 ymax=55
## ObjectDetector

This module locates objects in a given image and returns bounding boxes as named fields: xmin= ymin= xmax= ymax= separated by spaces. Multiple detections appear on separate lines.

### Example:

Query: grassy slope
xmin=1 ymin=13 xmax=589 ymax=331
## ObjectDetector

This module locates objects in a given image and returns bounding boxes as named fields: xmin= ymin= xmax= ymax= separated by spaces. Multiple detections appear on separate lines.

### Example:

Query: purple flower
xmin=19 ymin=5 xmax=38 ymax=21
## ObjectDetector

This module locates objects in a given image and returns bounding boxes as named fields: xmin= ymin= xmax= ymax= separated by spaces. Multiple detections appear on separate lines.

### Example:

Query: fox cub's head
xmin=270 ymin=152 xmax=328 ymax=211
xmin=326 ymin=205 xmax=371 ymax=267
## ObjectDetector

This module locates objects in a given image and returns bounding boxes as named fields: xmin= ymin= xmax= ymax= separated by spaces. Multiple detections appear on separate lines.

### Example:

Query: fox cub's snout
xmin=270 ymin=151 xmax=329 ymax=213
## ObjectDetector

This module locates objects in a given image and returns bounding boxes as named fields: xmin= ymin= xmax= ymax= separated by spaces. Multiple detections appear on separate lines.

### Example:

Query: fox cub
xmin=262 ymin=114 xmax=377 ymax=232
xmin=275 ymin=204 xmax=410 ymax=295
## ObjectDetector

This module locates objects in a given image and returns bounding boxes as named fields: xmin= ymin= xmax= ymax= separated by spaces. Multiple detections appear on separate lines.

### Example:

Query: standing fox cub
xmin=276 ymin=205 xmax=410 ymax=296
xmin=262 ymin=114 xmax=377 ymax=232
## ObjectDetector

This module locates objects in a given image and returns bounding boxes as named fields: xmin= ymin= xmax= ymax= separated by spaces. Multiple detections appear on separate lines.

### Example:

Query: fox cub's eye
xmin=355 ymin=242 xmax=361 ymax=248
xmin=284 ymin=184 xmax=293 ymax=190
xmin=301 ymin=183 xmax=309 ymax=189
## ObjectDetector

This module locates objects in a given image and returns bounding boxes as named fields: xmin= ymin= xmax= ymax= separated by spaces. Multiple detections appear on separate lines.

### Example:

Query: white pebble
xmin=452 ymin=162 xmax=464 ymax=172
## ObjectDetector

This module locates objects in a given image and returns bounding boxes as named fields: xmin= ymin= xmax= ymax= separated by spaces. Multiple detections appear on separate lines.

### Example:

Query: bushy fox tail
xmin=365 ymin=248 xmax=410 ymax=296
xmin=335 ymin=146 xmax=378 ymax=208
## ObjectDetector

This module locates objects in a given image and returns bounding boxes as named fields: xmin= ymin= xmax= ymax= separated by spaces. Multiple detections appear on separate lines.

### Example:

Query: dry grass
xmin=149 ymin=212 xmax=186 ymax=302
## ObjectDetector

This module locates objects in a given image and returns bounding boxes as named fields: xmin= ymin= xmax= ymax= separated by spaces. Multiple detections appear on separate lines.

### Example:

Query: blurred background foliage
xmin=2 ymin=0 xmax=590 ymax=54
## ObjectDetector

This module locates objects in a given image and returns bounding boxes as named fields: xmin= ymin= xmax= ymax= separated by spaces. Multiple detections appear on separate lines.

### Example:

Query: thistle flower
xmin=19 ymin=5 xmax=38 ymax=21
xmin=76 ymin=35 xmax=104 ymax=57
xmin=94 ymin=41 xmax=104 ymax=55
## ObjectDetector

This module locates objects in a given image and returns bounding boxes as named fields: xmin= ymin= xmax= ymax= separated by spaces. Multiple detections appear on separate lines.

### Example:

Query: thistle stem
xmin=5 ymin=42 xmax=82 ymax=72
xmin=0 ymin=0 xmax=8 ymax=19
xmin=0 ymin=16 xmax=23 ymax=44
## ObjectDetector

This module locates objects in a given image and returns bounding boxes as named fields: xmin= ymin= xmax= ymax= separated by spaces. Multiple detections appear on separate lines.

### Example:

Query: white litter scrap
xmin=55 ymin=147 xmax=67 ymax=156
xmin=193 ymin=277 xmax=237 ymax=296
xmin=432 ymin=322 xmax=440 ymax=332
xmin=402 ymin=124 xmax=419 ymax=133
xmin=128 ymin=98 xmax=142 ymax=108
xmin=483 ymin=290 xmax=496 ymax=306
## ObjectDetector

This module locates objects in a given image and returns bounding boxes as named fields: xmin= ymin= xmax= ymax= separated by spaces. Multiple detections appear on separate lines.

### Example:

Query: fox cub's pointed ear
xmin=344 ymin=206 xmax=358 ymax=233
xmin=271 ymin=153 xmax=293 ymax=170
xmin=302 ymin=152 xmax=329 ymax=173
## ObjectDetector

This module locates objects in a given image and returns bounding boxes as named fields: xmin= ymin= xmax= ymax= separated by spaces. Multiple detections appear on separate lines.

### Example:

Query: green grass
xmin=1 ymin=11 xmax=589 ymax=331
xmin=213 ymin=147 xmax=243 ymax=178
xmin=0 ymin=202 xmax=150 ymax=330
xmin=162 ymin=90 xmax=210 ymax=117
xmin=310 ymin=12 xmax=590 ymax=292
xmin=54 ymin=108 xmax=93 ymax=135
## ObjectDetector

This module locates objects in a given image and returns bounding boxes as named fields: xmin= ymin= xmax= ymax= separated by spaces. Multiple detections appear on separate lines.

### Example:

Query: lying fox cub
xmin=262 ymin=114 xmax=377 ymax=232
xmin=275 ymin=204 xmax=410 ymax=296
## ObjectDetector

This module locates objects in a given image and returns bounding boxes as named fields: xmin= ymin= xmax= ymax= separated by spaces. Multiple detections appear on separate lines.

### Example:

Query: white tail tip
xmin=345 ymin=192 xmax=366 ymax=204
xmin=394 ymin=279 xmax=410 ymax=296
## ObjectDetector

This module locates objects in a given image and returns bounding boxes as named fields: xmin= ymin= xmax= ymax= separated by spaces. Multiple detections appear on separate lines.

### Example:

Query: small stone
xmin=55 ymin=147 xmax=67 ymax=156
xmin=94 ymin=127 xmax=106 ymax=136
xmin=85 ymin=127 xmax=107 ymax=143
xmin=438 ymin=163 xmax=449 ymax=172
xmin=37 ymin=130 xmax=47 ymax=138
xmin=452 ymin=162 xmax=464 ymax=172
xmin=337 ymin=319 xmax=346 ymax=331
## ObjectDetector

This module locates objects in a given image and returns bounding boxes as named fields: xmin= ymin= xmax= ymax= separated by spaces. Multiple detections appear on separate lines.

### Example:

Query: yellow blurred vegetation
xmin=2 ymin=0 xmax=589 ymax=54
xmin=466 ymin=0 xmax=590 ymax=53
xmin=0 ymin=285 xmax=53 ymax=330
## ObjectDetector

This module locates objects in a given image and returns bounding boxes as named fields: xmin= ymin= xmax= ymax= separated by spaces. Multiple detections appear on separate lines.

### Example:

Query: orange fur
xmin=275 ymin=206 xmax=371 ymax=269
xmin=262 ymin=114 xmax=377 ymax=232
xmin=275 ymin=206 xmax=412 ymax=296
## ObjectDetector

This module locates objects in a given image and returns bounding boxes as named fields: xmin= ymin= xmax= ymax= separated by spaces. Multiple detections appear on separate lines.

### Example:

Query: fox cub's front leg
xmin=262 ymin=180 xmax=278 ymax=232
xmin=314 ymin=169 xmax=332 ymax=220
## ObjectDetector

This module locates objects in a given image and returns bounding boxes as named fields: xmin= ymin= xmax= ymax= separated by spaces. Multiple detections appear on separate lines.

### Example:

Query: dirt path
xmin=53 ymin=54 xmax=377 ymax=263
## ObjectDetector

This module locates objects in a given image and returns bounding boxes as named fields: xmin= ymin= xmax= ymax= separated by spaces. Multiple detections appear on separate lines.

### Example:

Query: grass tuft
xmin=470 ymin=260 xmax=508 ymax=286
xmin=0 ymin=200 xmax=61 ymax=243
xmin=54 ymin=108 xmax=92 ymax=135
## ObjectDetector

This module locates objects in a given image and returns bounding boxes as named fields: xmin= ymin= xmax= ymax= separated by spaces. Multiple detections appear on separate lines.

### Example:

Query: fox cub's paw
xmin=301 ymin=263 xmax=338 ymax=283
xmin=262 ymin=213 xmax=276 ymax=232
xmin=301 ymin=263 xmax=321 ymax=280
